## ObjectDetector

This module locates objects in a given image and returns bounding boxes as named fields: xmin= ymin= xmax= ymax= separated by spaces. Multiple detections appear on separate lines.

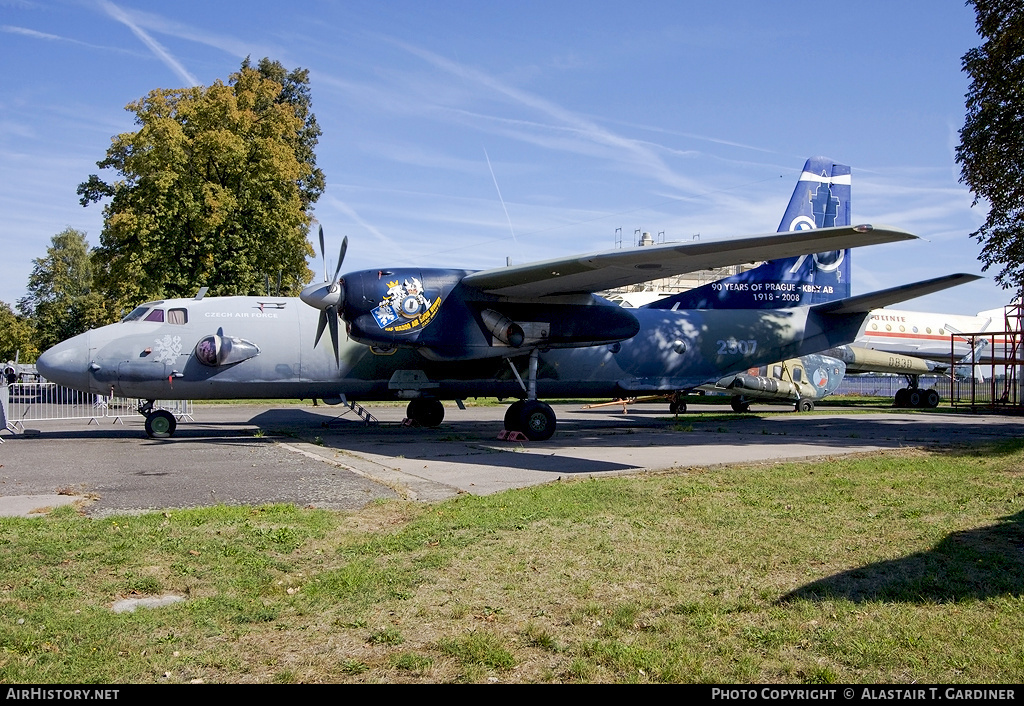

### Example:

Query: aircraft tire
xmin=517 ymin=400 xmax=556 ymax=441
xmin=407 ymin=398 xmax=444 ymax=427
xmin=925 ymin=389 xmax=940 ymax=408
xmin=145 ymin=410 xmax=177 ymax=438
xmin=669 ymin=400 xmax=686 ymax=414
xmin=908 ymin=389 xmax=923 ymax=408
xmin=894 ymin=388 xmax=910 ymax=408
xmin=796 ymin=398 xmax=814 ymax=413
xmin=730 ymin=398 xmax=751 ymax=413
xmin=504 ymin=400 xmax=525 ymax=431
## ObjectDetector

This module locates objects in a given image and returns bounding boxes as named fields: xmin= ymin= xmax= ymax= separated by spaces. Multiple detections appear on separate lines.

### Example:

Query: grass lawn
xmin=1 ymin=440 xmax=1022 ymax=683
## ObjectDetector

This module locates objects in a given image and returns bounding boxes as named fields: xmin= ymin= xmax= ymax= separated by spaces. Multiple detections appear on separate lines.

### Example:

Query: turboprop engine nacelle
xmin=479 ymin=309 xmax=525 ymax=347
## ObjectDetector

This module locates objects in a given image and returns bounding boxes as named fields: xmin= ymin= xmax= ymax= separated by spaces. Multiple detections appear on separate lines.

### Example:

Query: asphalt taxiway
xmin=0 ymin=402 xmax=1020 ymax=517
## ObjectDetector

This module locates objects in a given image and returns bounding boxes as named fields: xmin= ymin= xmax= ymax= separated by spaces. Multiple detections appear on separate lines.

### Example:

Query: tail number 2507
xmin=717 ymin=339 xmax=757 ymax=356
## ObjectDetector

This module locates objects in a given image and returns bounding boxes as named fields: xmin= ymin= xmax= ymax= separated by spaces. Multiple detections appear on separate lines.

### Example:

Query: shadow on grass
xmin=781 ymin=509 xmax=1024 ymax=604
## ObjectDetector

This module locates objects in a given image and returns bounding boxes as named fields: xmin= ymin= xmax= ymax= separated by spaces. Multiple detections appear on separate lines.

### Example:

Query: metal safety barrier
xmin=833 ymin=374 xmax=1023 ymax=407
xmin=0 ymin=382 xmax=192 ymax=439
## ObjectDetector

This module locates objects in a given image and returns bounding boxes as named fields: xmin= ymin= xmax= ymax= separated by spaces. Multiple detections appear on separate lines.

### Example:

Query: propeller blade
xmin=302 ymin=226 xmax=346 ymax=366
xmin=314 ymin=310 xmax=328 ymax=347
xmin=327 ymin=305 xmax=340 ymax=366
xmin=333 ymin=236 xmax=348 ymax=282
xmin=318 ymin=225 xmax=327 ymax=282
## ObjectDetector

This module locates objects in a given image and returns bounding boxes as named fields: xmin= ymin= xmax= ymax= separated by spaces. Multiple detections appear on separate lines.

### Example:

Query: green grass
xmin=2 ymin=442 xmax=1023 ymax=683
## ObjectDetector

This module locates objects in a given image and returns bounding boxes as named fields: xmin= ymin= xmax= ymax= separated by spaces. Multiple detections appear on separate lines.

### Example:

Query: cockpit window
xmin=121 ymin=301 xmax=166 ymax=323
xmin=122 ymin=306 xmax=150 ymax=322
xmin=144 ymin=309 xmax=165 ymax=323
xmin=167 ymin=308 xmax=188 ymax=325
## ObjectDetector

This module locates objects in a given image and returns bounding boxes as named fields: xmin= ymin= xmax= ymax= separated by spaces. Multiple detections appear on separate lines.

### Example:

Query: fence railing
xmin=1 ymin=382 xmax=192 ymax=439
xmin=834 ymin=374 xmax=1023 ymax=408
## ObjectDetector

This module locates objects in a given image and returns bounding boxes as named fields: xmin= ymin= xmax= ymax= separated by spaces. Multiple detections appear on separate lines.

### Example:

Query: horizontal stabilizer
xmin=812 ymin=274 xmax=982 ymax=315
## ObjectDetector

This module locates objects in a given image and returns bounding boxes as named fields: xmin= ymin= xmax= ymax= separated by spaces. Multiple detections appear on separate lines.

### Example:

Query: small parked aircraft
xmin=36 ymin=159 xmax=977 ymax=439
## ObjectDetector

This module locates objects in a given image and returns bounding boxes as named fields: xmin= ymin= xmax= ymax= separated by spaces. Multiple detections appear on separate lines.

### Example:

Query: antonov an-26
xmin=35 ymin=214 xmax=976 ymax=439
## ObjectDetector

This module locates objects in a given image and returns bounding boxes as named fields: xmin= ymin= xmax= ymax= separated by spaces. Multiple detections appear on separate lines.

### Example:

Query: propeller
xmin=300 ymin=226 xmax=348 ymax=366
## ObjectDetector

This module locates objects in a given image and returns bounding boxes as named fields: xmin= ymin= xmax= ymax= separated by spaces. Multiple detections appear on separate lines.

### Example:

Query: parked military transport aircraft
xmin=35 ymin=161 xmax=977 ymax=440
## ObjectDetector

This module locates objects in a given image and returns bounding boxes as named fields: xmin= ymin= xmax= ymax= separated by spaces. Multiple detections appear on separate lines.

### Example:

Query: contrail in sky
xmin=98 ymin=0 xmax=199 ymax=87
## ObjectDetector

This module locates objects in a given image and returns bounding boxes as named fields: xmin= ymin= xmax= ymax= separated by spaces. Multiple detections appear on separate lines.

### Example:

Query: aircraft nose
xmin=36 ymin=333 xmax=91 ymax=392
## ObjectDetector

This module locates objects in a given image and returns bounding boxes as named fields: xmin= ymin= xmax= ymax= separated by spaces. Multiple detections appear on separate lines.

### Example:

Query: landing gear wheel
xmin=925 ymin=389 xmax=940 ymax=408
xmin=145 ymin=409 xmax=177 ymax=438
xmin=894 ymin=388 xmax=910 ymax=408
xmin=669 ymin=400 xmax=687 ymax=414
xmin=517 ymin=400 xmax=556 ymax=441
xmin=908 ymin=389 xmax=923 ymax=408
xmin=795 ymin=398 xmax=814 ymax=413
xmin=504 ymin=400 xmax=526 ymax=431
xmin=730 ymin=397 xmax=751 ymax=413
xmin=407 ymin=398 xmax=444 ymax=427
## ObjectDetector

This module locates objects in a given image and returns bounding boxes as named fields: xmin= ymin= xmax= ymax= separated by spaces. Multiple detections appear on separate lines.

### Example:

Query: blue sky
xmin=0 ymin=0 xmax=1004 ymax=317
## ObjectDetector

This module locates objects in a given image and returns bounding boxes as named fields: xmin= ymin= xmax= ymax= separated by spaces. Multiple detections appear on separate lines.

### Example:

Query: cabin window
xmin=167 ymin=308 xmax=188 ymax=325
xmin=144 ymin=309 xmax=165 ymax=323
xmin=926 ymin=327 xmax=932 ymax=334
xmin=773 ymin=365 xmax=782 ymax=378
xmin=939 ymin=328 xmax=945 ymax=335
xmin=871 ymin=323 xmax=878 ymax=330
xmin=913 ymin=326 xmax=919 ymax=333
xmin=886 ymin=324 xmax=892 ymax=331
xmin=899 ymin=325 xmax=906 ymax=332
xmin=792 ymin=368 xmax=803 ymax=383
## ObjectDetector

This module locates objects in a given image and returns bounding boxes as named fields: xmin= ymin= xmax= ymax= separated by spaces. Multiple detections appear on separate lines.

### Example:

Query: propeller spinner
xmin=300 ymin=226 xmax=348 ymax=366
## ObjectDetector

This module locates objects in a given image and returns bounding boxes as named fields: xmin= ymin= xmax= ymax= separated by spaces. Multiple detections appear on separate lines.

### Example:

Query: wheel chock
xmin=498 ymin=429 xmax=529 ymax=441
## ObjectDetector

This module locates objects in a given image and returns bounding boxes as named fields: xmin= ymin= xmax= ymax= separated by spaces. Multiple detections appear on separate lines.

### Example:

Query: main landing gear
xmin=503 ymin=399 xmax=557 ymax=441
xmin=893 ymin=374 xmax=940 ymax=409
xmin=141 ymin=400 xmax=177 ymax=438
xmin=501 ymin=350 xmax=557 ymax=441
xmin=405 ymin=397 xmax=445 ymax=427
xmin=894 ymin=387 xmax=940 ymax=409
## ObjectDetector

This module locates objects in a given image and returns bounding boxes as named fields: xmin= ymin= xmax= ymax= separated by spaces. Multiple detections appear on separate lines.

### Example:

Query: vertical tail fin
xmin=647 ymin=157 xmax=852 ymax=310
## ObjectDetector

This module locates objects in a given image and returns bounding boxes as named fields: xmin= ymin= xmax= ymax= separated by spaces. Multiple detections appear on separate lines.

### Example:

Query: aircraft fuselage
xmin=36 ymin=295 xmax=865 ymax=403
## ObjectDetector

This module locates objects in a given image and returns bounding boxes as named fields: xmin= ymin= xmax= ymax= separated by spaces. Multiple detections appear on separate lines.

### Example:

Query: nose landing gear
xmin=141 ymin=400 xmax=177 ymax=438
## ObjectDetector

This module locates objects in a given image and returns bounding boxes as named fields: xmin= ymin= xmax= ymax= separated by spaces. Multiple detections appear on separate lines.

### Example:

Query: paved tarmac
xmin=0 ymin=401 xmax=1020 ymax=517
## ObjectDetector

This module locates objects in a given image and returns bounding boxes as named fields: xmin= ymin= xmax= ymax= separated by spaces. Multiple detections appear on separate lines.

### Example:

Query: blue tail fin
xmin=647 ymin=157 xmax=852 ymax=310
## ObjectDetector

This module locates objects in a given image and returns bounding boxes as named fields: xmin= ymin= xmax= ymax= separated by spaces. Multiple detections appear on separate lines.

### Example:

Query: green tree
xmin=0 ymin=300 xmax=38 ymax=363
xmin=244 ymin=57 xmax=325 ymax=213
xmin=77 ymin=59 xmax=323 ymax=310
xmin=17 ymin=228 xmax=109 ymax=351
xmin=956 ymin=0 xmax=1024 ymax=291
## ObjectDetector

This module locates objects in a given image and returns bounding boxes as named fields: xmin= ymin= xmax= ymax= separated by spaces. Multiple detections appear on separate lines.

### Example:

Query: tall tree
xmin=77 ymin=59 xmax=323 ymax=309
xmin=956 ymin=0 xmax=1024 ymax=291
xmin=245 ymin=57 xmax=326 ymax=212
xmin=0 ymin=300 xmax=38 ymax=363
xmin=17 ymin=228 xmax=109 ymax=351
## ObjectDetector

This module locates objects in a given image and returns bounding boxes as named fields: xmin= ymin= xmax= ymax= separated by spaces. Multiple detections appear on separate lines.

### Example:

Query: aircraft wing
xmin=812 ymin=273 xmax=983 ymax=315
xmin=461 ymin=224 xmax=916 ymax=298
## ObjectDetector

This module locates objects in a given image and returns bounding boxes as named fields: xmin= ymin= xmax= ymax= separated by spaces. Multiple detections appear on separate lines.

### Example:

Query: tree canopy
xmin=956 ymin=0 xmax=1024 ymax=291
xmin=0 ymin=300 xmax=37 ymax=363
xmin=77 ymin=58 xmax=324 ymax=310
xmin=16 ymin=227 xmax=109 ymax=352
